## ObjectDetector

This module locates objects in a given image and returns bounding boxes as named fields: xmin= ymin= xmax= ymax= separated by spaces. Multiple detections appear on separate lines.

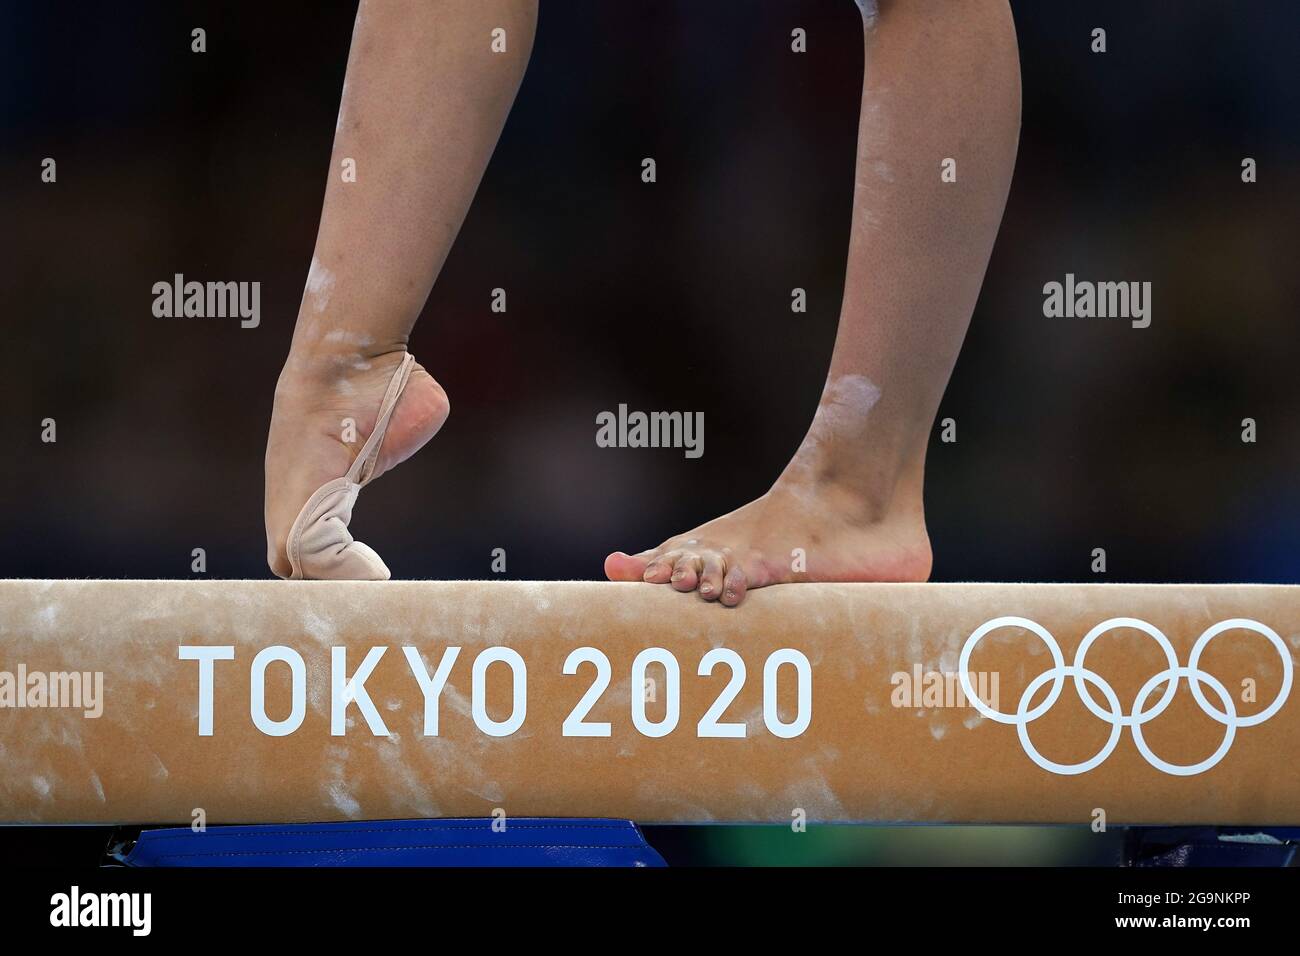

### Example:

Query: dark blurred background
xmin=2 ymin=0 xmax=1297 ymax=865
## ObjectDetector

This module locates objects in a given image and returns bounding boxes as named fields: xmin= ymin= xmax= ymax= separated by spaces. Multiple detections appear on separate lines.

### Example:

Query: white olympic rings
xmin=957 ymin=616 xmax=1293 ymax=777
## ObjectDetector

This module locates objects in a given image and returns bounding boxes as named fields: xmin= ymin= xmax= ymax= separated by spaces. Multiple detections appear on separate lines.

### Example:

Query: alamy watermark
xmin=152 ymin=273 xmax=260 ymax=328
xmin=50 ymin=886 xmax=150 ymax=936
xmin=0 ymin=665 xmax=103 ymax=718
xmin=891 ymin=664 xmax=999 ymax=710
xmin=1042 ymin=273 xmax=1151 ymax=328
xmin=596 ymin=404 xmax=704 ymax=459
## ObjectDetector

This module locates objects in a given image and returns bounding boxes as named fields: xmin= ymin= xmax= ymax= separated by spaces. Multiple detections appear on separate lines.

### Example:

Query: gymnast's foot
xmin=604 ymin=381 xmax=932 ymax=605
xmin=264 ymin=345 xmax=449 ymax=579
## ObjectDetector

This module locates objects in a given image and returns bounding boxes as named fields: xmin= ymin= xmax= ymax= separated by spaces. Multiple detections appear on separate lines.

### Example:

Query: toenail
xmin=672 ymin=571 xmax=685 ymax=581
xmin=700 ymin=584 xmax=713 ymax=594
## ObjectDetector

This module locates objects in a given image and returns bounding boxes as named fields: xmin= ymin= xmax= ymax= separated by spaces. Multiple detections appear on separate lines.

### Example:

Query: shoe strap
xmin=346 ymin=352 xmax=416 ymax=488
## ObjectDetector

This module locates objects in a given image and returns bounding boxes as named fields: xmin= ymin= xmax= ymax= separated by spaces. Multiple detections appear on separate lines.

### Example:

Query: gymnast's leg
xmin=264 ymin=0 xmax=537 ymax=578
xmin=606 ymin=0 xmax=1021 ymax=604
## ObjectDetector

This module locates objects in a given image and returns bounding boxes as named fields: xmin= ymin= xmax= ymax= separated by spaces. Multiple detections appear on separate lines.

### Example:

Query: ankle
xmin=775 ymin=432 xmax=926 ymax=531
xmin=278 ymin=338 xmax=408 ymax=394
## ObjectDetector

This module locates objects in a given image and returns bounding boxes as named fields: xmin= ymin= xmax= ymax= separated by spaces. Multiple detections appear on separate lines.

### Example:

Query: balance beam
xmin=0 ymin=580 xmax=1297 ymax=825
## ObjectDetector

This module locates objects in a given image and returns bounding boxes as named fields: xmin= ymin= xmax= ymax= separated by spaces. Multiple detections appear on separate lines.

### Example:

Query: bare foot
xmin=264 ymin=347 xmax=449 ymax=578
xmin=604 ymin=487 xmax=931 ymax=606
xmin=604 ymin=385 xmax=932 ymax=605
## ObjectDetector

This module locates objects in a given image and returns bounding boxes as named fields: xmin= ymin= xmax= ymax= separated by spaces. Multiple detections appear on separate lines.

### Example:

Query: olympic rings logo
xmin=957 ymin=617 xmax=1294 ymax=777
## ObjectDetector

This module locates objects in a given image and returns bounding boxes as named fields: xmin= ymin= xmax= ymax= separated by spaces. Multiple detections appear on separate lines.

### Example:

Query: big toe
xmin=604 ymin=550 xmax=653 ymax=581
